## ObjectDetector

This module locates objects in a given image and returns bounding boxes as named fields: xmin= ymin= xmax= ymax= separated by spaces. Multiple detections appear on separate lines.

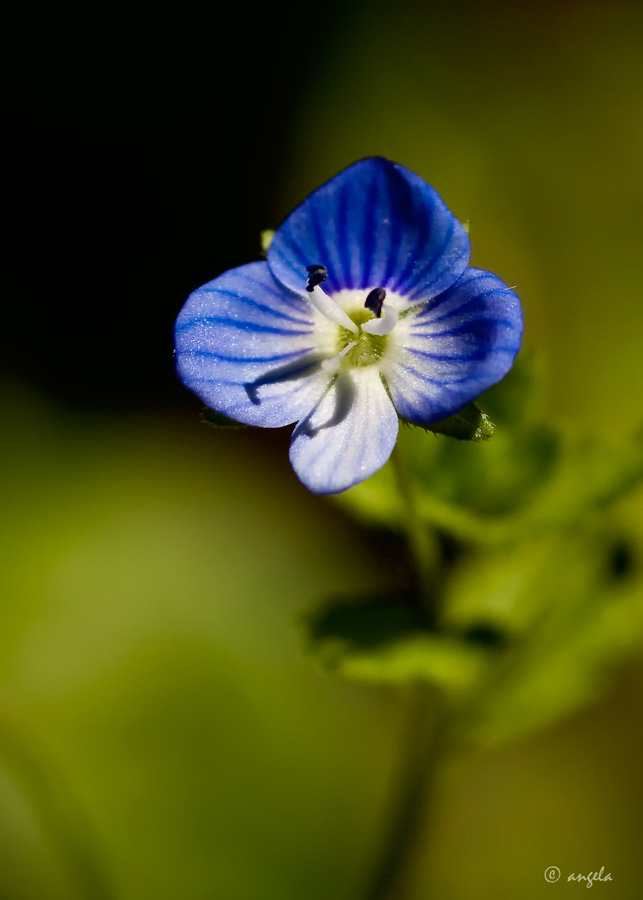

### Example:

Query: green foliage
xmin=304 ymin=596 xmax=491 ymax=694
xmin=337 ymin=354 xmax=643 ymax=544
xmin=444 ymin=535 xmax=643 ymax=746
xmin=307 ymin=353 xmax=643 ymax=747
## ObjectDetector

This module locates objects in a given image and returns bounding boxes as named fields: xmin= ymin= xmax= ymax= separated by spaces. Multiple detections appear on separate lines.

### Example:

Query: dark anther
xmin=364 ymin=287 xmax=386 ymax=318
xmin=306 ymin=264 xmax=328 ymax=292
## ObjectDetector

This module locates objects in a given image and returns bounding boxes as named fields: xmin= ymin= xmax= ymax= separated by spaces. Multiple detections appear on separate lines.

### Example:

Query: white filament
xmin=321 ymin=341 xmax=357 ymax=372
xmin=308 ymin=286 xmax=359 ymax=334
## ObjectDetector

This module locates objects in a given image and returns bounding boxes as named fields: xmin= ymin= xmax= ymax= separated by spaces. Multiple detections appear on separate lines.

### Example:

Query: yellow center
xmin=337 ymin=309 xmax=388 ymax=367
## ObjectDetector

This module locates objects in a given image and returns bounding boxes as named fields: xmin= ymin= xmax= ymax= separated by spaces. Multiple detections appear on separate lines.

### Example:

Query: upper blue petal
xmin=383 ymin=268 xmax=523 ymax=423
xmin=174 ymin=261 xmax=331 ymax=427
xmin=267 ymin=157 xmax=470 ymax=302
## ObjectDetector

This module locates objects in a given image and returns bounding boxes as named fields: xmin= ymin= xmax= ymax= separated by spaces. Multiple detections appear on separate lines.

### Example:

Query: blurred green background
xmin=2 ymin=1 xmax=642 ymax=898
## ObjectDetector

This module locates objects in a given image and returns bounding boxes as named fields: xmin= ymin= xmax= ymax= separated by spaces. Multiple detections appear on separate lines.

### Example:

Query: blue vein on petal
xmin=194 ymin=288 xmax=311 ymax=325
xmin=361 ymin=176 xmax=379 ymax=287
xmin=382 ymin=169 xmax=404 ymax=286
xmin=407 ymin=318 xmax=518 ymax=340
xmin=399 ymin=217 xmax=456 ymax=297
xmin=309 ymin=194 xmax=334 ymax=287
xmin=230 ymin=277 xmax=312 ymax=313
xmin=184 ymin=348 xmax=311 ymax=364
xmin=189 ymin=372 xmax=318 ymax=390
xmin=280 ymin=230 xmax=317 ymax=280
xmin=186 ymin=353 xmax=323 ymax=404
xmin=405 ymin=345 xmax=516 ymax=362
xmin=414 ymin=289 xmax=517 ymax=327
xmin=396 ymin=362 xmax=496 ymax=387
xmin=279 ymin=236 xmax=307 ymax=267
xmin=390 ymin=188 xmax=432 ymax=292
xmin=176 ymin=316 xmax=312 ymax=335
xmin=407 ymin=219 xmax=456 ymax=297
xmin=336 ymin=187 xmax=351 ymax=289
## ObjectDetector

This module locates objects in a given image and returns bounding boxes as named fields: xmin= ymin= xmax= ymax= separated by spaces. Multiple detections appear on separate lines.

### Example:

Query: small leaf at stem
xmin=404 ymin=403 xmax=495 ymax=442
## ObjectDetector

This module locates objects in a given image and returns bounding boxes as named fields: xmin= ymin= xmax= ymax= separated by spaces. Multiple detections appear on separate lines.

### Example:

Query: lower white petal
xmin=289 ymin=368 xmax=399 ymax=494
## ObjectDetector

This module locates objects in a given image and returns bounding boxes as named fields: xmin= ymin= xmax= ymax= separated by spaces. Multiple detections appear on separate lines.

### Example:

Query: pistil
xmin=362 ymin=302 xmax=399 ymax=335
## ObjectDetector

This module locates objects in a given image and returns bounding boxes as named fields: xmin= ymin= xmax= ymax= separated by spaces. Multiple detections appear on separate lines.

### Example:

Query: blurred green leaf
xmin=443 ymin=534 xmax=643 ymax=747
xmin=303 ymin=596 xmax=492 ymax=694
xmin=480 ymin=350 xmax=548 ymax=429
xmin=305 ymin=594 xmax=422 ymax=650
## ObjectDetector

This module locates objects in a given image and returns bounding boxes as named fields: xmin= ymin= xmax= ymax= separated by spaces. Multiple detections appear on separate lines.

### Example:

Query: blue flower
xmin=175 ymin=157 xmax=523 ymax=494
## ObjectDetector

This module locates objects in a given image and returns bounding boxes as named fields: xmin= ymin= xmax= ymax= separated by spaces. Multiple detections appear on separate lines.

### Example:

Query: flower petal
xmin=384 ymin=268 xmax=523 ymax=423
xmin=175 ymin=262 xmax=330 ymax=427
xmin=289 ymin=368 xmax=399 ymax=494
xmin=268 ymin=157 xmax=470 ymax=302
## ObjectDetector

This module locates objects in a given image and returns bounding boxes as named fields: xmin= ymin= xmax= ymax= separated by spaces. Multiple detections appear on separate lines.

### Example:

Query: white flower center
xmin=306 ymin=283 xmax=404 ymax=370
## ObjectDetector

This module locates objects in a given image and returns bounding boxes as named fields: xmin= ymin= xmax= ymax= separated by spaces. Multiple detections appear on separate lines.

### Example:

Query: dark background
xmin=5 ymin=3 xmax=341 ymax=408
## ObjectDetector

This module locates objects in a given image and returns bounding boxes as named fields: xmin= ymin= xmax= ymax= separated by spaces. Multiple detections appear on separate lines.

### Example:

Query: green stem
xmin=0 ymin=703 xmax=113 ymax=900
xmin=390 ymin=438 xmax=441 ymax=622
xmin=363 ymin=682 xmax=447 ymax=900
xmin=362 ymin=436 xmax=448 ymax=900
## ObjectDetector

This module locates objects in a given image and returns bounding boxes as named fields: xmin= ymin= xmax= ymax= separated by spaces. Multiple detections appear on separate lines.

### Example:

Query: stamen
xmin=322 ymin=341 xmax=357 ymax=372
xmin=306 ymin=264 xmax=328 ymax=292
xmin=364 ymin=287 xmax=386 ymax=318
xmin=303 ymin=264 xmax=359 ymax=334
xmin=362 ymin=303 xmax=399 ymax=336
xmin=308 ymin=285 xmax=359 ymax=333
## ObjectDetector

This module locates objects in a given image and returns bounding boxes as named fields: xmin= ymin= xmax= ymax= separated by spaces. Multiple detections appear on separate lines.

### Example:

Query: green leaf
xmin=405 ymin=403 xmax=495 ymax=442
xmin=200 ymin=409 xmax=249 ymax=430
xmin=303 ymin=596 xmax=492 ymax=694
xmin=305 ymin=594 xmax=422 ymax=649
